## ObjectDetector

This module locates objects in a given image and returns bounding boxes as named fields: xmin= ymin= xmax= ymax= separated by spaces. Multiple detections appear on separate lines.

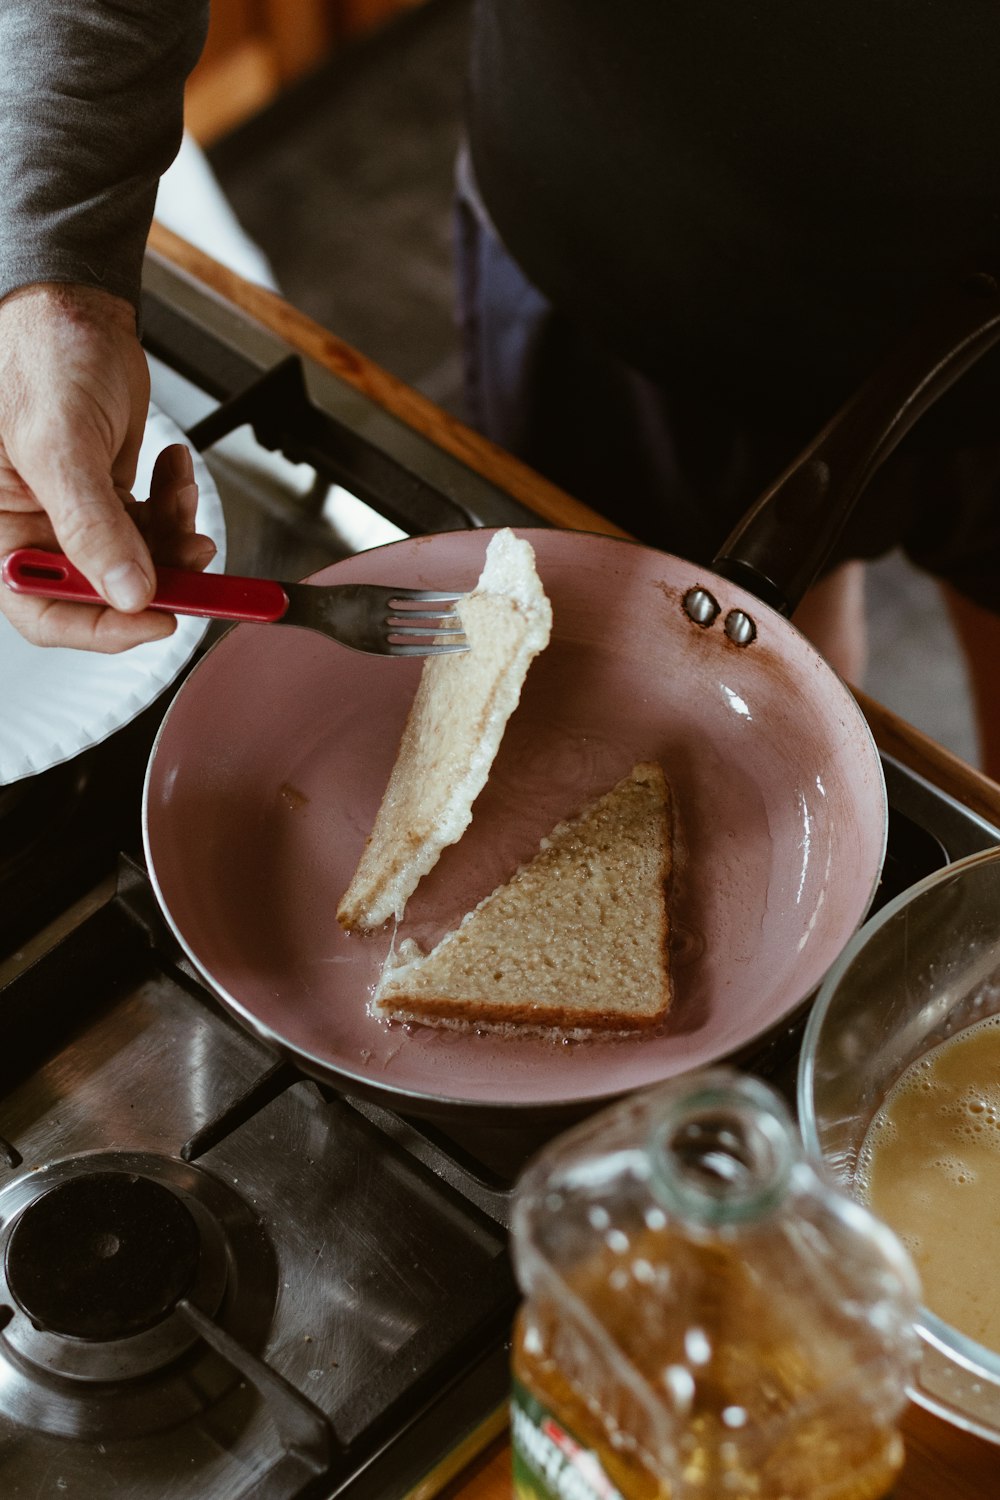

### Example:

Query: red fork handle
xmin=0 ymin=548 xmax=290 ymax=623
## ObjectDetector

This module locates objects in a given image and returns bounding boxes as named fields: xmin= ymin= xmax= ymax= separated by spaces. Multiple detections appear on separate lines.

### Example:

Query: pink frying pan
xmin=142 ymin=271 xmax=1000 ymax=1121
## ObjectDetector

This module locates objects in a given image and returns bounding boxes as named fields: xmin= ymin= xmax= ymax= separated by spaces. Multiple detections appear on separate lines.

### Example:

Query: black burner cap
xmin=5 ymin=1172 xmax=201 ymax=1340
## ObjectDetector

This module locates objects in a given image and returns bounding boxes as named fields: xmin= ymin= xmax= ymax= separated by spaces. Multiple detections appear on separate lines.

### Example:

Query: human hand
xmin=0 ymin=281 xmax=216 ymax=651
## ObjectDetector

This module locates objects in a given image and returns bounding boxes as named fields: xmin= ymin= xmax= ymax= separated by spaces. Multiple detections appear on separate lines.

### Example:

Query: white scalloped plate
xmin=0 ymin=404 xmax=226 ymax=785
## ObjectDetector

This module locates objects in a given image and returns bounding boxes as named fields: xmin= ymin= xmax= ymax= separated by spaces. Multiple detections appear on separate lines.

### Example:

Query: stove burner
xmin=0 ymin=1151 xmax=278 ymax=1441
xmin=5 ymin=1173 xmax=200 ymax=1340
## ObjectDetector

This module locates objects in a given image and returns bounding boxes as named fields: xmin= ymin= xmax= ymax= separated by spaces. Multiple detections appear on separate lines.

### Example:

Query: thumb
xmin=45 ymin=470 xmax=156 ymax=613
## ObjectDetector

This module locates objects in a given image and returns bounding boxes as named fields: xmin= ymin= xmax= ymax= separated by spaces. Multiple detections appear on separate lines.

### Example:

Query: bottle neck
xmin=648 ymin=1072 xmax=796 ymax=1227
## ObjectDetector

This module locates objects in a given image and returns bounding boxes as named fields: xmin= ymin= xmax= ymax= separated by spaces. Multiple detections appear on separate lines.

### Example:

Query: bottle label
xmin=510 ymin=1378 xmax=625 ymax=1500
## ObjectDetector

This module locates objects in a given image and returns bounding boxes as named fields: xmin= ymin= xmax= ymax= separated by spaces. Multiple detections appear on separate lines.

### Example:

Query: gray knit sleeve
xmin=0 ymin=1 xmax=210 ymax=312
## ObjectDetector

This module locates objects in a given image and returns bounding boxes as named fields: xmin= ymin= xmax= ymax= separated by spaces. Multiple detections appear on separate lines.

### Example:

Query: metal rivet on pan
xmin=724 ymin=609 xmax=757 ymax=646
xmin=682 ymin=587 xmax=721 ymax=627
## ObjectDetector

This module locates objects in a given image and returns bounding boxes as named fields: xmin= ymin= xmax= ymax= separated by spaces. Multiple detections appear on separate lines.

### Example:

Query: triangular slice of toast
xmin=374 ymin=762 xmax=673 ymax=1032
xmin=337 ymin=529 xmax=552 ymax=932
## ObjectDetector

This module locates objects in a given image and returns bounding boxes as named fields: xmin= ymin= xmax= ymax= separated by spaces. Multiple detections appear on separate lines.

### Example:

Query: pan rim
xmin=142 ymin=525 xmax=888 ymax=1118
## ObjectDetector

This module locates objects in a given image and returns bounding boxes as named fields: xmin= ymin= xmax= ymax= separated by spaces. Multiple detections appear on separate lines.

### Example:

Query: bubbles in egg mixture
xmin=856 ymin=1012 xmax=1000 ymax=1352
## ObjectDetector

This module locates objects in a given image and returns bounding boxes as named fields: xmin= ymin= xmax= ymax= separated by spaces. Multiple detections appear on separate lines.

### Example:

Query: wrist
xmin=0 ymin=281 xmax=138 ymax=335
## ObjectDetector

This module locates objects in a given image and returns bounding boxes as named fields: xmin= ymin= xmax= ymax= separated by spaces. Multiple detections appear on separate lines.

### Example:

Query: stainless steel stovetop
xmin=0 ymin=252 xmax=998 ymax=1498
xmin=0 ymin=855 xmax=516 ymax=1498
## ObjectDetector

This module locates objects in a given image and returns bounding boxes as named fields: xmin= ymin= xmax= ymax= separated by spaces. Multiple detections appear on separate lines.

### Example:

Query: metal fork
xmin=1 ymin=548 xmax=468 ymax=657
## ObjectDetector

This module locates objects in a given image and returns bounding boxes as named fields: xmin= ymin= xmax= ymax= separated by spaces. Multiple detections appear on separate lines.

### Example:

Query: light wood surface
xmin=146 ymin=225 xmax=1000 ymax=1500
xmin=184 ymin=0 xmax=428 ymax=144
xmin=185 ymin=0 xmax=333 ymax=143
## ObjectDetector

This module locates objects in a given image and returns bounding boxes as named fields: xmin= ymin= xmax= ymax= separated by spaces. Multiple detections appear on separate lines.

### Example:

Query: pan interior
xmin=143 ymin=529 xmax=886 ymax=1112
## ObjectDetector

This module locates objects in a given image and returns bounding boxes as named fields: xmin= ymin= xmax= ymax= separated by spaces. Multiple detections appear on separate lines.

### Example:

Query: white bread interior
xmin=337 ymin=529 xmax=552 ymax=931
xmin=374 ymin=761 xmax=673 ymax=1032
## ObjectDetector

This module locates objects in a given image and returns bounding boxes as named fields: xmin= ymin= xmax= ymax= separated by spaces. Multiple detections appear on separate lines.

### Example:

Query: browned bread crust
xmin=375 ymin=762 xmax=673 ymax=1032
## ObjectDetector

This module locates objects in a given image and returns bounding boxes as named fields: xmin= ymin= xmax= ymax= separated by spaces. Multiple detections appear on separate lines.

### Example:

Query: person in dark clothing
xmin=456 ymin=3 xmax=1000 ymax=758
xmin=1 ymin=2 xmax=999 ymax=766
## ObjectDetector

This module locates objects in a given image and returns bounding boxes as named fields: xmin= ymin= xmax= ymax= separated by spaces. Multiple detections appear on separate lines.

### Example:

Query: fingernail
xmin=103 ymin=561 xmax=151 ymax=611
xmin=169 ymin=445 xmax=194 ymax=483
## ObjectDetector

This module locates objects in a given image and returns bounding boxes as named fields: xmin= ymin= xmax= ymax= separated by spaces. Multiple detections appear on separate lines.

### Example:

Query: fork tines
xmin=386 ymin=591 xmax=468 ymax=655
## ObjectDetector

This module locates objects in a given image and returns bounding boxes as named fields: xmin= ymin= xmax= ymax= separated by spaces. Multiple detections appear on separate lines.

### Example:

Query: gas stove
xmin=0 ymin=852 xmax=516 ymax=1498
xmin=0 ymin=248 xmax=998 ymax=1498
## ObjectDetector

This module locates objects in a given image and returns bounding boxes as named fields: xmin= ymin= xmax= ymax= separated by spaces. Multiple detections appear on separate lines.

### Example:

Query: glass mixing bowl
xmin=798 ymin=844 xmax=1000 ymax=1443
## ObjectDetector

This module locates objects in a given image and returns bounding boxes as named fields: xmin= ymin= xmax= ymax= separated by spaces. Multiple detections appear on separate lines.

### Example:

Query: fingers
xmin=0 ymin=496 xmax=184 ymax=652
xmin=0 ymin=554 xmax=178 ymax=651
xmin=47 ymin=469 xmax=156 ymax=613
xmin=169 ymin=532 xmax=219 ymax=571
xmin=0 ymin=282 xmax=159 ymax=643
xmin=0 ymin=500 xmax=177 ymax=650
xmin=150 ymin=442 xmax=195 ymax=515
xmin=0 ymin=440 xmax=219 ymax=651
xmin=17 ymin=597 xmax=178 ymax=653
xmin=0 ymin=510 xmax=179 ymax=657
xmin=135 ymin=443 xmax=217 ymax=570
xmin=0 ymin=534 xmax=180 ymax=651
xmin=9 ymin=425 xmax=159 ymax=615
xmin=0 ymin=510 xmax=164 ymax=651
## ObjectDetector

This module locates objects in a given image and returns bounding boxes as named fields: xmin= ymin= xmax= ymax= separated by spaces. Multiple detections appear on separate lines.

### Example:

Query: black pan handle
xmin=711 ymin=270 xmax=1000 ymax=615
